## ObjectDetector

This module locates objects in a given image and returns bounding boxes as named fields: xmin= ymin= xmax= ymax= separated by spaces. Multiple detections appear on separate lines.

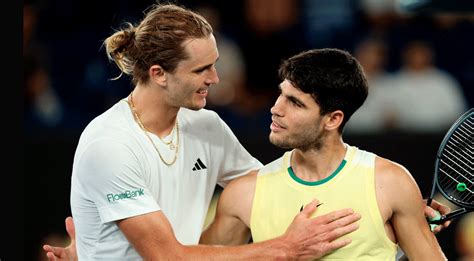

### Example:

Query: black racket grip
xmin=428 ymin=208 xmax=467 ymax=225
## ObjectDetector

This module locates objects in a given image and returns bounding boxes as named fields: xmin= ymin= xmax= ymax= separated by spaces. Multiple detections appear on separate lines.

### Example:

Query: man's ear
xmin=324 ymin=110 xmax=344 ymax=131
xmin=149 ymin=65 xmax=166 ymax=86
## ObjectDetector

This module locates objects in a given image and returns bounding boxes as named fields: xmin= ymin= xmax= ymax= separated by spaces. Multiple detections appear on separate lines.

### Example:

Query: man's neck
xmin=291 ymin=139 xmax=347 ymax=182
xmin=130 ymin=85 xmax=179 ymax=138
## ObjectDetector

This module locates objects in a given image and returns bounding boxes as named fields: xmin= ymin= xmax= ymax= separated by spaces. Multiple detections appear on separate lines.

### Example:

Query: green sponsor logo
xmin=106 ymin=188 xmax=145 ymax=202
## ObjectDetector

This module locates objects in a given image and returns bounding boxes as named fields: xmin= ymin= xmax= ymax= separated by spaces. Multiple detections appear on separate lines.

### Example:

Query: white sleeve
xmin=73 ymin=138 xmax=160 ymax=223
xmin=211 ymin=112 xmax=263 ymax=187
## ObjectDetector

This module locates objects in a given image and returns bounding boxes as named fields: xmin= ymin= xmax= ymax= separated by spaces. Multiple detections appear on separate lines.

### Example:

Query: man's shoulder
xmin=77 ymin=102 xmax=138 ymax=150
xmin=258 ymin=152 xmax=291 ymax=177
xmin=220 ymin=170 xmax=258 ymax=215
xmin=82 ymin=100 xmax=130 ymax=132
xmin=375 ymin=156 xmax=409 ymax=176
xmin=179 ymin=108 xmax=241 ymax=141
xmin=374 ymin=156 xmax=416 ymax=193
xmin=179 ymin=108 xmax=225 ymax=130
xmin=227 ymin=170 xmax=258 ymax=190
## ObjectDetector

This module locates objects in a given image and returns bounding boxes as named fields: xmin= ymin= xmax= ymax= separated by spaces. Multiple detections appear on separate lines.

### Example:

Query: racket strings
xmin=455 ymin=119 xmax=474 ymax=150
xmin=438 ymin=114 xmax=474 ymax=206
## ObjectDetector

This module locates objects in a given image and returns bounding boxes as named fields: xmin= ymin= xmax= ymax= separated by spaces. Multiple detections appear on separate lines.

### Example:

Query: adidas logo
xmin=192 ymin=158 xmax=207 ymax=171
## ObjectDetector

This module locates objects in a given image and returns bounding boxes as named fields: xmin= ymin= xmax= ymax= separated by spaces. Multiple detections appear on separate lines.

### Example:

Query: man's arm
xmin=44 ymin=204 xmax=360 ymax=261
xmin=43 ymin=174 xmax=452 ymax=261
xmin=118 ymin=209 xmax=288 ymax=259
xmin=200 ymin=171 xmax=362 ymax=259
xmin=200 ymin=171 xmax=256 ymax=246
xmin=121 ymin=206 xmax=362 ymax=260
xmin=377 ymin=158 xmax=447 ymax=260
xmin=44 ymin=170 xmax=360 ymax=261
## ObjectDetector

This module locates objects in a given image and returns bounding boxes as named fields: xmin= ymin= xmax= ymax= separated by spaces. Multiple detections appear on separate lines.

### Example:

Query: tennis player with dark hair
xmin=42 ymin=3 xmax=362 ymax=260
xmin=200 ymin=48 xmax=447 ymax=260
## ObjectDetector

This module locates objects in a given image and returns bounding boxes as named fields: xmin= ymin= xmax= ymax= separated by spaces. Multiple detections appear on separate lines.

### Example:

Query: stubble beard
xmin=185 ymin=100 xmax=206 ymax=111
xmin=182 ymin=89 xmax=207 ymax=111
xmin=168 ymin=89 xmax=205 ymax=111
xmin=269 ymin=129 xmax=325 ymax=152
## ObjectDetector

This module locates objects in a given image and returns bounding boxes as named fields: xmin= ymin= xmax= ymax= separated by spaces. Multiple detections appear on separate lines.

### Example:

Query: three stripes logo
xmin=192 ymin=158 xmax=207 ymax=171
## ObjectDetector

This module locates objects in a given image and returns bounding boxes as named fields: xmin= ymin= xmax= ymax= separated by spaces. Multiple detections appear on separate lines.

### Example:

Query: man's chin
xmin=186 ymin=107 xmax=203 ymax=111
xmin=185 ymin=102 xmax=206 ymax=111
xmin=269 ymin=136 xmax=291 ymax=149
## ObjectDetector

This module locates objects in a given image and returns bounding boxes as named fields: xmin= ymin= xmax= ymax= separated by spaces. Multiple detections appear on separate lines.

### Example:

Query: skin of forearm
xmin=177 ymin=237 xmax=297 ymax=261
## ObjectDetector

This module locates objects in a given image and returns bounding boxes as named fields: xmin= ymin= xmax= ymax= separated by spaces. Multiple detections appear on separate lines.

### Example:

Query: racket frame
xmin=427 ymin=108 xmax=473 ymax=224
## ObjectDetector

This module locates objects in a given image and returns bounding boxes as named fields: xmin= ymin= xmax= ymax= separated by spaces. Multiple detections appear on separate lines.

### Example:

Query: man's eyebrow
xmin=192 ymin=57 xmax=219 ymax=72
xmin=288 ymin=96 xmax=306 ymax=107
xmin=279 ymin=85 xmax=306 ymax=107
xmin=192 ymin=64 xmax=212 ymax=72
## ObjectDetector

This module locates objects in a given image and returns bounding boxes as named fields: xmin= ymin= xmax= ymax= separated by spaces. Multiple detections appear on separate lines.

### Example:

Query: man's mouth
xmin=197 ymin=88 xmax=208 ymax=96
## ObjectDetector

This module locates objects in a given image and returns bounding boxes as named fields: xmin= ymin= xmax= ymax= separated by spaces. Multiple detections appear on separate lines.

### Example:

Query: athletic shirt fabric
xmin=71 ymin=99 xmax=262 ymax=260
xmin=250 ymin=145 xmax=398 ymax=260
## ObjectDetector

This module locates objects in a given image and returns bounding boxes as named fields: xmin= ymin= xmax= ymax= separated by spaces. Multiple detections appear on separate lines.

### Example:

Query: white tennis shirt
xmin=71 ymin=99 xmax=262 ymax=260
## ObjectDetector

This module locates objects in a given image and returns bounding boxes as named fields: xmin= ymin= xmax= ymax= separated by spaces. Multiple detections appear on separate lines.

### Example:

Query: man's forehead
xmin=179 ymin=36 xmax=218 ymax=68
xmin=280 ymin=80 xmax=317 ymax=104
xmin=280 ymin=80 xmax=301 ymax=94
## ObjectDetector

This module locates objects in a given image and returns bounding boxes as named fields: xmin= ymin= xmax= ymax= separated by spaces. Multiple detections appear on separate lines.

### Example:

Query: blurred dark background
xmin=24 ymin=0 xmax=474 ymax=260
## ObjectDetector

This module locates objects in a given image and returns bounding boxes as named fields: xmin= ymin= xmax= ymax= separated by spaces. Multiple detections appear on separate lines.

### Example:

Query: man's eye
xmin=291 ymin=100 xmax=302 ymax=107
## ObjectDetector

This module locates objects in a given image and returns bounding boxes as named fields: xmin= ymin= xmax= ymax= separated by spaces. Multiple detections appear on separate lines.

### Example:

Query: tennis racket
xmin=427 ymin=108 xmax=474 ymax=226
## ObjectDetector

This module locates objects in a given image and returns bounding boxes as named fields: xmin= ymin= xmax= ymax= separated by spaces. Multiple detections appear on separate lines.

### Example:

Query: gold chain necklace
xmin=127 ymin=93 xmax=179 ymax=166
xmin=133 ymin=113 xmax=175 ymax=147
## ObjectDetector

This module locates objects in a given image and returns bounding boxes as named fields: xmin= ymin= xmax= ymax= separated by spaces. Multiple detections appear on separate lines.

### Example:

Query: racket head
xmin=431 ymin=108 xmax=474 ymax=209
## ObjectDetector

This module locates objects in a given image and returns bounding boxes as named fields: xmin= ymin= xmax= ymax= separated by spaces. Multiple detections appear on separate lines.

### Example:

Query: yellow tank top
xmin=250 ymin=145 xmax=397 ymax=260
